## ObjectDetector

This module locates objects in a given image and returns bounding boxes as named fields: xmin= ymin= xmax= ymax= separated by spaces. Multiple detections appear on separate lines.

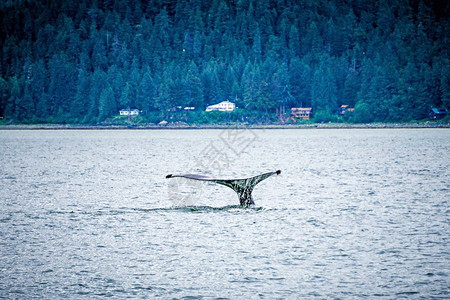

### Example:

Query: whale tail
xmin=166 ymin=170 xmax=281 ymax=206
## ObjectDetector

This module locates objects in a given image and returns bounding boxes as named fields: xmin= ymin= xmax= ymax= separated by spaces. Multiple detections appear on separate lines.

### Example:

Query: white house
xmin=205 ymin=100 xmax=236 ymax=112
xmin=119 ymin=109 xmax=140 ymax=116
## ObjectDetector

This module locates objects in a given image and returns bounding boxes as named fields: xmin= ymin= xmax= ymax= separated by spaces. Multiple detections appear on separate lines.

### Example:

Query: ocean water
xmin=0 ymin=128 xmax=449 ymax=298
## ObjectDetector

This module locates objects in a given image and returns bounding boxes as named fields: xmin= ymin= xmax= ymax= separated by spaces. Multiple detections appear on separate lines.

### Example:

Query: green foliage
xmin=99 ymin=85 xmax=116 ymax=121
xmin=189 ymin=109 xmax=247 ymax=124
xmin=313 ymin=109 xmax=338 ymax=123
xmin=353 ymin=102 xmax=374 ymax=123
xmin=0 ymin=0 xmax=448 ymax=124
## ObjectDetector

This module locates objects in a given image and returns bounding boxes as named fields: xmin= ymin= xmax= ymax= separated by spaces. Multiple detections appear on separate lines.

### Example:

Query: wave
xmin=132 ymin=205 xmax=265 ymax=213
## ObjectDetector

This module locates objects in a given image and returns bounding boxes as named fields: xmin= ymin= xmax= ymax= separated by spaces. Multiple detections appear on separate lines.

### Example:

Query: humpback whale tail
xmin=166 ymin=170 xmax=281 ymax=206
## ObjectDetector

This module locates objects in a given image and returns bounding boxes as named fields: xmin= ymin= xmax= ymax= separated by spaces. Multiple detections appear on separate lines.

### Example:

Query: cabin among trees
xmin=336 ymin=105 xmax=354 ymax=115
xmin=429 ymin=108 xmax=448 ymax=120
xmin=0 ymin=0 xmax=448 ymax=124
xmin=205 ymin=101 xmax=236 ymax=112
xmin=119 ymin=109 xmax=140 ymax=116
xmin=290 ymin=108 xmax=312 ymax=121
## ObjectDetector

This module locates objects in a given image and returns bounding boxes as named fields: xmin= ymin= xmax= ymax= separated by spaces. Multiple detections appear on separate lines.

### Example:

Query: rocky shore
xmin=0 ymin=122 xmax=449 ymax=130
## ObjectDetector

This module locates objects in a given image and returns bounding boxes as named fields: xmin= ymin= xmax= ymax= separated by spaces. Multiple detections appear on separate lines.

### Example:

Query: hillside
xmin=0 ymin=0 xmax=449 ymax=124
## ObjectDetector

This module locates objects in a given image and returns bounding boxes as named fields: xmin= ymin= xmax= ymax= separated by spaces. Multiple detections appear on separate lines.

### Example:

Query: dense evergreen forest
xmin=0 ymin=0 xmax=449 ymax=124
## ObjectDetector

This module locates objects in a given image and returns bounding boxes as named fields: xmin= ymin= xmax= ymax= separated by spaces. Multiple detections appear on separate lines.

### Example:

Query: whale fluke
xmin=166 ymin=170 xmax=281 ymax=206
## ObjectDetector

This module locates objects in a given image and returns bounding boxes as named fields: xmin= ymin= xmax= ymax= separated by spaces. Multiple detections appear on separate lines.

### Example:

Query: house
xmin=119 ymin=108 xmax=140 ymax=116
xmin=336 ymin=104 xmax=354 ymax=115
xmin=205 ymin=100 xmax=236 ymax=112
xmin=429 ymin=108 xmax=448 ymax=120
xmin=290 ymin=107 xmax=312 ymax=120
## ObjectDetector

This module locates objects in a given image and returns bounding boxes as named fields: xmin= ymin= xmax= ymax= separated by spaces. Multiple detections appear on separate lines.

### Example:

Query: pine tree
xmin=90 ymin=28 xmax=108 ymax=71
xmin=119 ymin=82 xmax=131 ymax=108
xmin=201 ymin=61 xmax=220 ymax=106
xmin=6 ymin=76 xmax=20 ymax=119
xmin=439 ymin=62 xmax=450 ymax=110
xmin=107 ymin=65 xmax=125 ymax=106
xmin=138 ymin=66 xmax=156 ymax=113
xmin=353 ymin=101 xmax=374 ymax=123
xmin=395 ymin=61 xmax=432 ymax=120
xmin=16 ymin=77 xmax=34 ymax=120
xmin=252 ymin=26 xmax=262 ymax=61
xmin=303 ymin=21 xmax=323 ymax=59
xmin=155 ymin=78 xmax=173 ymax=117
xmin=343 ymin=68 xmax=360 ymax=108
xmin=84 ymin=68 xmax=106 ymax=123
xmin=289 ymin=58 xmax=312 ymax=107
xmin=184 ymin=61 xmax=204 ymax=108
xmin=242 ymin=62 xmax=264 ymax=110
xmin=271 ymin=61 xmax=292 ymax=108
xmin=288 ymin=25 xmax=301 ymax=58
xmin=154 ymin=7 xmax=172 ymax=56
xmin=311 ymin=60 xmax=338 ymax=112
xmin=98 ymin=85 xmax=116 ymax=121
xmin=29 ymin=59 xmax=48 ymax=120
xmin=0 ymin=77 xmax=8 ymax=118
xmin=47 ymin=53 xmax=77 ymax=116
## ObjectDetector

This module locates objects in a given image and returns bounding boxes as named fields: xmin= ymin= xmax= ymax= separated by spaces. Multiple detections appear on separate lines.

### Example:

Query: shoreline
xmin=0 ymin=122 xmax=449 ymax=130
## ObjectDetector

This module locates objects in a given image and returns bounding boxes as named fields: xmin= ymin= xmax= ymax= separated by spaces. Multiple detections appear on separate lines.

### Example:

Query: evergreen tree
xmin=28 ymin=59 xmax=48 ymax=120
xmin=353 ymin=101 xmax=373 ymax=123
xmin=288 ymin=25 xmax=301 ymax=58
xmin=272 ymin=62 xmax=293 ymax=109
xmin=14 ymin=76 xmax=34 ymax=120
xmin=98 ymin=85 xmax=116 ymax=121
xmin=252 ymin=26 xmax=262 ymax=61
xmin=241 ymin=61 xmax=259 ymax=109
xmin=154 ymin=7 xmax=172 ymax=57
xmin=155 ymin=78 xmax=173 ymax=117
xmin=119 ymin=82 xmax=131 ymax=108
xmin=48 ymin=53 xmax=76 ymax=116
xmin=439 ymin=62 xmax=450 ymax=110
xmin=90 ymin=28 xmax=108 ymax=71
xmin=184 ymin=61 xmax=204 ymax=108
xmin=395 ymin=61 xmax=431 ymax=120
xmin=6 ymin=76 xmax=20 ymax=119
xmin=107 ymin=65 xmax=125 ymax=106
xmin=311 ymin=60 xmax=338 ymax=112
xmin=289 ymin=58 xmax=312 ymax=107
xmin=0 ymin=77 xmax=8 ymax=118
xmin=84 ymin=68 xmax=106 ymax=123
xmin=343 ymin=67 xmax=360 ymax=108
xmin=71 ymin=54 xmax=90 ymax=120
xmin=201 ymin=61 xmax=220 ymax=105
xmin=138 ymin=66 xmax=156 ymax=113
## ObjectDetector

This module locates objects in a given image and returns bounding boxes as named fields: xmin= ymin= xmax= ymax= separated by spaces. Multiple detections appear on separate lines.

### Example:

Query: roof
xmin=120 ymin=108 xmax=139 ymax=112
xmin=210 ymin=100 xmax=235 ymax=105
xmin=291 ymin=107 xmax=312 ymax=111
xmin=431 ymin=108 xmax=447 ymax=114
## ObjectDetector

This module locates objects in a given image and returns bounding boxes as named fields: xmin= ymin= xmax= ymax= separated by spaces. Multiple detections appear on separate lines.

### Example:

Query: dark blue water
xmin=1 ymin=129 xmax=449 ymax=298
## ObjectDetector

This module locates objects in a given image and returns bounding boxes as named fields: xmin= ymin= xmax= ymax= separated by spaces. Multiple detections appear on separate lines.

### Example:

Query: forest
xmin=0 ymin=0 xmax=449 ymax=124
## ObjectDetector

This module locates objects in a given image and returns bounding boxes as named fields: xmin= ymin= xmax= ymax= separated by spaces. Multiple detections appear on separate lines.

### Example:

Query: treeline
xmin=0 ymin=0 xmax=448 ymax=124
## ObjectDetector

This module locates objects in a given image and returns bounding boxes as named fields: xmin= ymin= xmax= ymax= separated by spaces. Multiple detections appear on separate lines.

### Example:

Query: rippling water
xmin=1 ymin=129 xmax=449 ymax=298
